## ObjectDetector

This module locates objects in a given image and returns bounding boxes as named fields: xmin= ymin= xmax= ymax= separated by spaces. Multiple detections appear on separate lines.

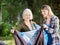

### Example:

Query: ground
xmin=0 ymin=36 xmax=15 ymax=45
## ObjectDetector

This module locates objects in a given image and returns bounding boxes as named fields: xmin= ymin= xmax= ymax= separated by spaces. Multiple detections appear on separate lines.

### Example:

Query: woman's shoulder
xmin=52 ymin=15 xmax=59 ymax=20
xmin=31 ymin=21 xmax=40 ymax=26
xmin=19 ymin=20 xmax=25 ymax=24
xmin=31 ymin=21 xmax=36 ymax=24
xmin=17 ymin=21 xmax=24 ymax=27
xmin=54 ymin=16 xmax=59 ymax=22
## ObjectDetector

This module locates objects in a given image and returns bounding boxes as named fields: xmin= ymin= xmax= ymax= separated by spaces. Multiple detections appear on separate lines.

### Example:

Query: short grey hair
xmin=22 ymin=8 xmax=33 ymax=20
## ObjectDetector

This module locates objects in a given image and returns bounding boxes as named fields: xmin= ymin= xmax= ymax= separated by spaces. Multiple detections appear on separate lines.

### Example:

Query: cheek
xmin=24 ymin=16 xmax=27 ymax=19
xmin=25 ymin=16 xmax=30 ymax=19
xmin=24 ymin=16 xmax=26 ymax=19
xmin=42 ymin=12 xmax=47 ymax=17
xmin=27 ymin=15 xmax=31 ymax=18
xmin=29 ymin=16 xmax=31 ymax=18
xmin=41 ymin=12 xmax=44 ymax=15
xmin=45 ymin=10 xmax=49 ymax=14
xmin=42 ymin=12 xmax=45 ymax=16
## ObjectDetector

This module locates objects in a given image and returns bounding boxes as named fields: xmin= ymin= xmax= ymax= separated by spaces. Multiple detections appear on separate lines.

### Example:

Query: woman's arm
xmin=10 ymin=23 xmax=22 ymax=33
xmin=16 ymin=23 xmax=23 ymax=31
xmin=43 ymin=17 xmax=59 ymax=34
xmin=48 ymin=17 xmax=59 ymax=34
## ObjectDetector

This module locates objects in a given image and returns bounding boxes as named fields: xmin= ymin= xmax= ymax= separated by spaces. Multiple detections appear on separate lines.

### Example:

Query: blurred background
xmin=0 ymin=0 xmax=60 ymax=45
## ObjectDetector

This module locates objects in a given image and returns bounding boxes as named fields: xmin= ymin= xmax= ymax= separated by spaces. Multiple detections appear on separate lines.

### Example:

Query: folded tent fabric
xmin=34 ymin=26 xmax=44 ymax=45
xmin=14 ymin=26 xmax=44 ymax=45
xmin=14 ymin=30 xmax=27 ymax=45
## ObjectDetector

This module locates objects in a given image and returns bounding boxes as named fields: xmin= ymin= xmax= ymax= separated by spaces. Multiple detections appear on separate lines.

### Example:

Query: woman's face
xmin=41 ymin=9 xmax=49 ymax=18
xmin=24 ymin=12 xmax=31 ymax=21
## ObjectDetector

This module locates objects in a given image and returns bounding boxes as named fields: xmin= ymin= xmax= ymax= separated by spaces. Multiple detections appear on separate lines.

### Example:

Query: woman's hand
xmin=10 ymin=27 xmax=14 ymax=33
xmin=43 ymin=24 xmax=48 ymax=30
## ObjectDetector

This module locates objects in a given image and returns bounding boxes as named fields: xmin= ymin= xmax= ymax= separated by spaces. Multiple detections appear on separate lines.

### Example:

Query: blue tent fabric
xmin=44 ymin=30 xmax=53 ymax=45
xmin=19 ymin=28 xmax=53 ymax=45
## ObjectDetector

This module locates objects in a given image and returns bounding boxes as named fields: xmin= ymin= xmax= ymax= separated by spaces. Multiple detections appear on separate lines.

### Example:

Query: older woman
xmin=41 ymin=5 xmax=60 ymax=45
xmin=11 ymin=8 xmax=40 ymax=45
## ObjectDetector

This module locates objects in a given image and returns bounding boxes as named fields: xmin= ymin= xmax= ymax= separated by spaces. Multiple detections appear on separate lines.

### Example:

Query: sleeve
xmin=16 ymin=23 xmax=23 ymax=31
xmin=48 ymin=17 xmax=59 ymax=34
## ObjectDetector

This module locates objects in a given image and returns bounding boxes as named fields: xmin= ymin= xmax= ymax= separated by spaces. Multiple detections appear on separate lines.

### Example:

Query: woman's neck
xmin=44 ymin=15 xmax=51 ymax=24
xmin=24 ymin=20 xmax=33 ymax=30
xmin=24 ymin=20 xmax=30 ymax=23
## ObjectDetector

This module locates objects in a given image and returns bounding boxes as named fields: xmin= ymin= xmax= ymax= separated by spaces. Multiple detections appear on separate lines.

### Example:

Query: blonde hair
xmin=22 ymin=8 xmax=33 ymax=20
xmin=41 ymin=5 xmax=54 ymax=16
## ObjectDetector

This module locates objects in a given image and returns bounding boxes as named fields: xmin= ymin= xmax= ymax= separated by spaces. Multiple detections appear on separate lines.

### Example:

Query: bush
xmin=0 ymin=22 xmax=12 ymax=36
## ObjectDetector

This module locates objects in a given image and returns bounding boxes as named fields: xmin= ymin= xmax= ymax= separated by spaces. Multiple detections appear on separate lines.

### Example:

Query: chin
xmin=44 ymin=16 xmax=46 ymax=18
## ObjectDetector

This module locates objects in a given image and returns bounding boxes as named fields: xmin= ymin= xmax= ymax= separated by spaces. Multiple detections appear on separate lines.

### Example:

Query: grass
xmin=0 ymin=36 xmax=15 ymax=45
xmin=3 ymin=39 xmax=15 ymax=45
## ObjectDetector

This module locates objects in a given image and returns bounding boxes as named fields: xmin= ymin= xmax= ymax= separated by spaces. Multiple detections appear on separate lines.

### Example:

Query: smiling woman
xmin=41 ymin=5 xmax=60 ymax=45
xmin=11 ymin=8 xmax=41 ymax=45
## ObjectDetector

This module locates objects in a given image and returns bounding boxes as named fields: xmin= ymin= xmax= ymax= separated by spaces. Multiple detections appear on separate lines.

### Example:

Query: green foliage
xmin=1 ymin=0 xmax=60 ymax=36
xmin=1 ymin=22 xmax=12 ymax=36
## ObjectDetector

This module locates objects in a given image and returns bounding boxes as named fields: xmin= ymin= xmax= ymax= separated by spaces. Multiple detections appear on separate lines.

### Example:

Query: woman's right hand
xmin=43 ymin=24 xmax=48 ymax=30
xmin=10 ymin=27 xmax=14 ymax=33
